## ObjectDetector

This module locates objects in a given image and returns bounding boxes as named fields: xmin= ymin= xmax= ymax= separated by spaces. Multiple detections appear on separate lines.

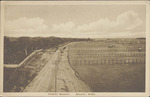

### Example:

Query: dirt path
xmin=23 ymin=45 xmax=91 ymax=92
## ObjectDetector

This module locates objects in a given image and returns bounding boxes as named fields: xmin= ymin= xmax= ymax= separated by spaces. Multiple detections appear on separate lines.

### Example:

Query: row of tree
xmin=4 ymin=36 xmax=89 ymax=64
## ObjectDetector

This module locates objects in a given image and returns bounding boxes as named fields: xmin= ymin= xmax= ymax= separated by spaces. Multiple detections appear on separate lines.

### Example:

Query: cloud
xmin=5 ymin=17 xmax=48 ymax=36
xmin=76 ymin=18 xmax=116 ymax=33
xmin=5 ymin=11 xmax=144 ymax=38
xmin=51 ymin=21 xmax=75 ymax=33
xmin=115 ymin=11 xmax=143 ymax=30
xmin=50 ymin=11 xmax=144 ymax=38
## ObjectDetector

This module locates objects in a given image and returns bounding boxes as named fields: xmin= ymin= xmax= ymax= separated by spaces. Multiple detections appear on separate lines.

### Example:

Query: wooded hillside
xmin=4 ymin=36 xmax=88 ymax=64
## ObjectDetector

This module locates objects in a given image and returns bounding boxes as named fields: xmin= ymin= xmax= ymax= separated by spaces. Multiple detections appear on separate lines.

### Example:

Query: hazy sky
xmin=4 ymin=4 xmax=146 ymax=38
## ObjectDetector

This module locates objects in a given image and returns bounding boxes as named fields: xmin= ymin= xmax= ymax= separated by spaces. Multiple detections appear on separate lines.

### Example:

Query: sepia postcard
xmin=0 ymin=0 xmax=150 ymax=96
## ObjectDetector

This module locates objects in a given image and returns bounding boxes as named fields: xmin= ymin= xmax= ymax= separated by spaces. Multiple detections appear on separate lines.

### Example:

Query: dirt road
xmin=23 ymin=50 xmax=59 ymax=92
xmin=23 ymin=45 xmax=91 ymax=92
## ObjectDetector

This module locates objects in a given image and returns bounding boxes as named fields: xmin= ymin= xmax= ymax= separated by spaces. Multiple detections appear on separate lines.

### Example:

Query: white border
xmin=0 ymin=1 xmax=150 ymax=96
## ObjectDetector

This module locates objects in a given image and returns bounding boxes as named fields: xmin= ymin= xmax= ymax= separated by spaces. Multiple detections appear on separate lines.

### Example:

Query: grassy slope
xmin=71 ymin=63 xmax=145 ymax=92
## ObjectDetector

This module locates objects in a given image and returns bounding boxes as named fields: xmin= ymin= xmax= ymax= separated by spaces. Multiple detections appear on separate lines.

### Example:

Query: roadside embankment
xmin=56 ymin=47 xmax=91 ymax=92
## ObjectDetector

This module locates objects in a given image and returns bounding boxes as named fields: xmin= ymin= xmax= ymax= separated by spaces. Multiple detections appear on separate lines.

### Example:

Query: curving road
xmin=23 ymin=44 xmax=91 ymax=92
